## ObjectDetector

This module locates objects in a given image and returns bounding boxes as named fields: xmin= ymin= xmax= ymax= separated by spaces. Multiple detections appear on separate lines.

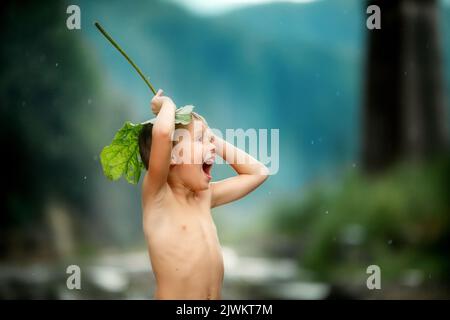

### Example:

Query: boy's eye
xmin=196 ymin=135 xmax=203 ymax=142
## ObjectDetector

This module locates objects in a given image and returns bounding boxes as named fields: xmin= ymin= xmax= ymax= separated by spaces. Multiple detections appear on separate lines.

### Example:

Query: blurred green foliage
xmin=0 ymin=0 xmax=139 ymax=255
xmin=272 ymin=156 xmax=450 ymax=284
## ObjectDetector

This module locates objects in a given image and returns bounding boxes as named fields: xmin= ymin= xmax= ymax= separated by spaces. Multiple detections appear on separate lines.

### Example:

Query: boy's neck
xmin=168 ymin=179 xmax=200 ymax=204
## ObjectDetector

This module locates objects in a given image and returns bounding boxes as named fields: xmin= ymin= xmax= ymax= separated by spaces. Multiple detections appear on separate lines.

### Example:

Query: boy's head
xmin=138 ymin=113 xmax=216 ymax=191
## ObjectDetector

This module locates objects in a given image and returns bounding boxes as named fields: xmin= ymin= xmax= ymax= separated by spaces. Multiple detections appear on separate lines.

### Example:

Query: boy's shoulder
xmin=141 ymin=173 xmax=212 ymax=208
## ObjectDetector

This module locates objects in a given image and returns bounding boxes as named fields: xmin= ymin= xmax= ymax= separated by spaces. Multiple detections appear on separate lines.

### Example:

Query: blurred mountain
xmin=78 ymin=0 xmax=449 ymax=227
xmin=81 ymin=0 xmax=366 ymax=192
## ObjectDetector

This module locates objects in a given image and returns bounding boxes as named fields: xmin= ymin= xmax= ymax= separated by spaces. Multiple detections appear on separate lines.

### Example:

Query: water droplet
xmin=325 ymin=210 xmax=329 ymax=214
xmin=83 ymin=176 xmax=87 ymax=180
xmin=55 ymin=63 xmax=59 ymax=67
xmin=87 ymin=99 xmax=92 ymax=104
xmin=311 ymin=140 xmax=314 ymax=145
xmin=388 ymin=239 xmax=393 ymax=245
xmin=352 ymin=163 xmax=357 ymax=168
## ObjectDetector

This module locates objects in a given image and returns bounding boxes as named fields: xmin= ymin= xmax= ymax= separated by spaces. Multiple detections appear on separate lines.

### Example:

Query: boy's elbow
xmin=259 ymin=165 xmax=270 ymax=181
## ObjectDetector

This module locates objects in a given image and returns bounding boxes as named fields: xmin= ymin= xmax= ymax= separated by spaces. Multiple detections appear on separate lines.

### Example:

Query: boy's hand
xmin=210 ymin=135 xmax=269 ymax=208
xmin=151 ymin=89 xmax=175 ymax=115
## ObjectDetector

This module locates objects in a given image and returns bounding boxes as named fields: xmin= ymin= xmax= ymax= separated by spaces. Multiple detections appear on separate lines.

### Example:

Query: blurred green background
xmin=0 ymin=0 xmax=449 ymax=299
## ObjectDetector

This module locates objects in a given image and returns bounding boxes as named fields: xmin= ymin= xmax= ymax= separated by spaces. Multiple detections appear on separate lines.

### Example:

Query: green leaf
xmin=175 ymin=113 xmax=192 ymax=125
xmin=145 ymin=105 xmax=195 ymax=125
xmin=175 ymin=105 xmax=194 ymax=125
xmin=100 ymin=105 xmax=201 ymax=185
xmin=100 ymin=121 xmax=144 ymax=185
xmin=176 ymin=104 xmax=194 ymax=115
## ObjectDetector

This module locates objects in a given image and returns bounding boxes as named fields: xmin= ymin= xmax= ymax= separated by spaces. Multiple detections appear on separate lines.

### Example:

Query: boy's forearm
xmin=152 ymin=101 xmax=176 ymax=136
xmin=214 ymin=135 xmax=269 ymax=176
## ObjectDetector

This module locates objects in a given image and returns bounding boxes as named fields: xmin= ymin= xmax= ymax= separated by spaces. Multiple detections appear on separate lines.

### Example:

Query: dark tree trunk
xmin=363 ymin=0 xmax=448 ymax=172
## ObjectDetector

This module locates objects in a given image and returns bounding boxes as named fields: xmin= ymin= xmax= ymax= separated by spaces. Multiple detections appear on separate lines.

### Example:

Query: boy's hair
xmin=138 ymin=122 xmax=153 ymax=171
xmin=138 ymin=112 xmax=207 ymax=171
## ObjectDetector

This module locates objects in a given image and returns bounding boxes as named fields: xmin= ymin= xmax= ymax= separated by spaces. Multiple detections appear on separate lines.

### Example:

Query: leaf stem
xmin=94 ymin=21 xmax=157 ymax=95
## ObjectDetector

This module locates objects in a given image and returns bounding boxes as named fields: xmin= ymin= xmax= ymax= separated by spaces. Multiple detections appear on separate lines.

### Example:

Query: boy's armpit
xmin=142 ymin=174 xmax=169 ymax=208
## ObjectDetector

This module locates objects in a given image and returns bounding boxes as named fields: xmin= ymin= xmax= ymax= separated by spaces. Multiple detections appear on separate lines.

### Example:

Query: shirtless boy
xmin=138 ymin=89 xmax=269 ymax=300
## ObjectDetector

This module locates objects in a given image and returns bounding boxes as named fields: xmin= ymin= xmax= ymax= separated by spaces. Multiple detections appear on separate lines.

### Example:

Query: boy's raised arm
xmin=144 ymin=89 xmax=176 ymax=195
xmin=210 ymin=134 xmax=269 ymax=208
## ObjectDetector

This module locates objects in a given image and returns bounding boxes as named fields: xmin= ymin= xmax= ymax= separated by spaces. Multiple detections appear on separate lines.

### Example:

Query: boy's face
xmin=170 ymin=119 xmax=216 ymax=191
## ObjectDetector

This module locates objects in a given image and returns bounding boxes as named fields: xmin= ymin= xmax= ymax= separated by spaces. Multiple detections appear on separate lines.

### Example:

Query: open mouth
xmin=202 ymin=156 xmax=214 ymax=179
xmin=202 ymin=162 xmax=212 ymax=178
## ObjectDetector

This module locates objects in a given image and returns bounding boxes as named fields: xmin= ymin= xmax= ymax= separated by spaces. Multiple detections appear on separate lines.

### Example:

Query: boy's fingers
xmin=151 ymin=90 xmax=162 ymax=103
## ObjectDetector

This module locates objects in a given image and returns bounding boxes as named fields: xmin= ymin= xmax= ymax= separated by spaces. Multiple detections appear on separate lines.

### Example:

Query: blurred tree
xmin=363 ymin=0 xmax=448 ymax=172
xmin=0 ymin=0 xmax=129 ymax=259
